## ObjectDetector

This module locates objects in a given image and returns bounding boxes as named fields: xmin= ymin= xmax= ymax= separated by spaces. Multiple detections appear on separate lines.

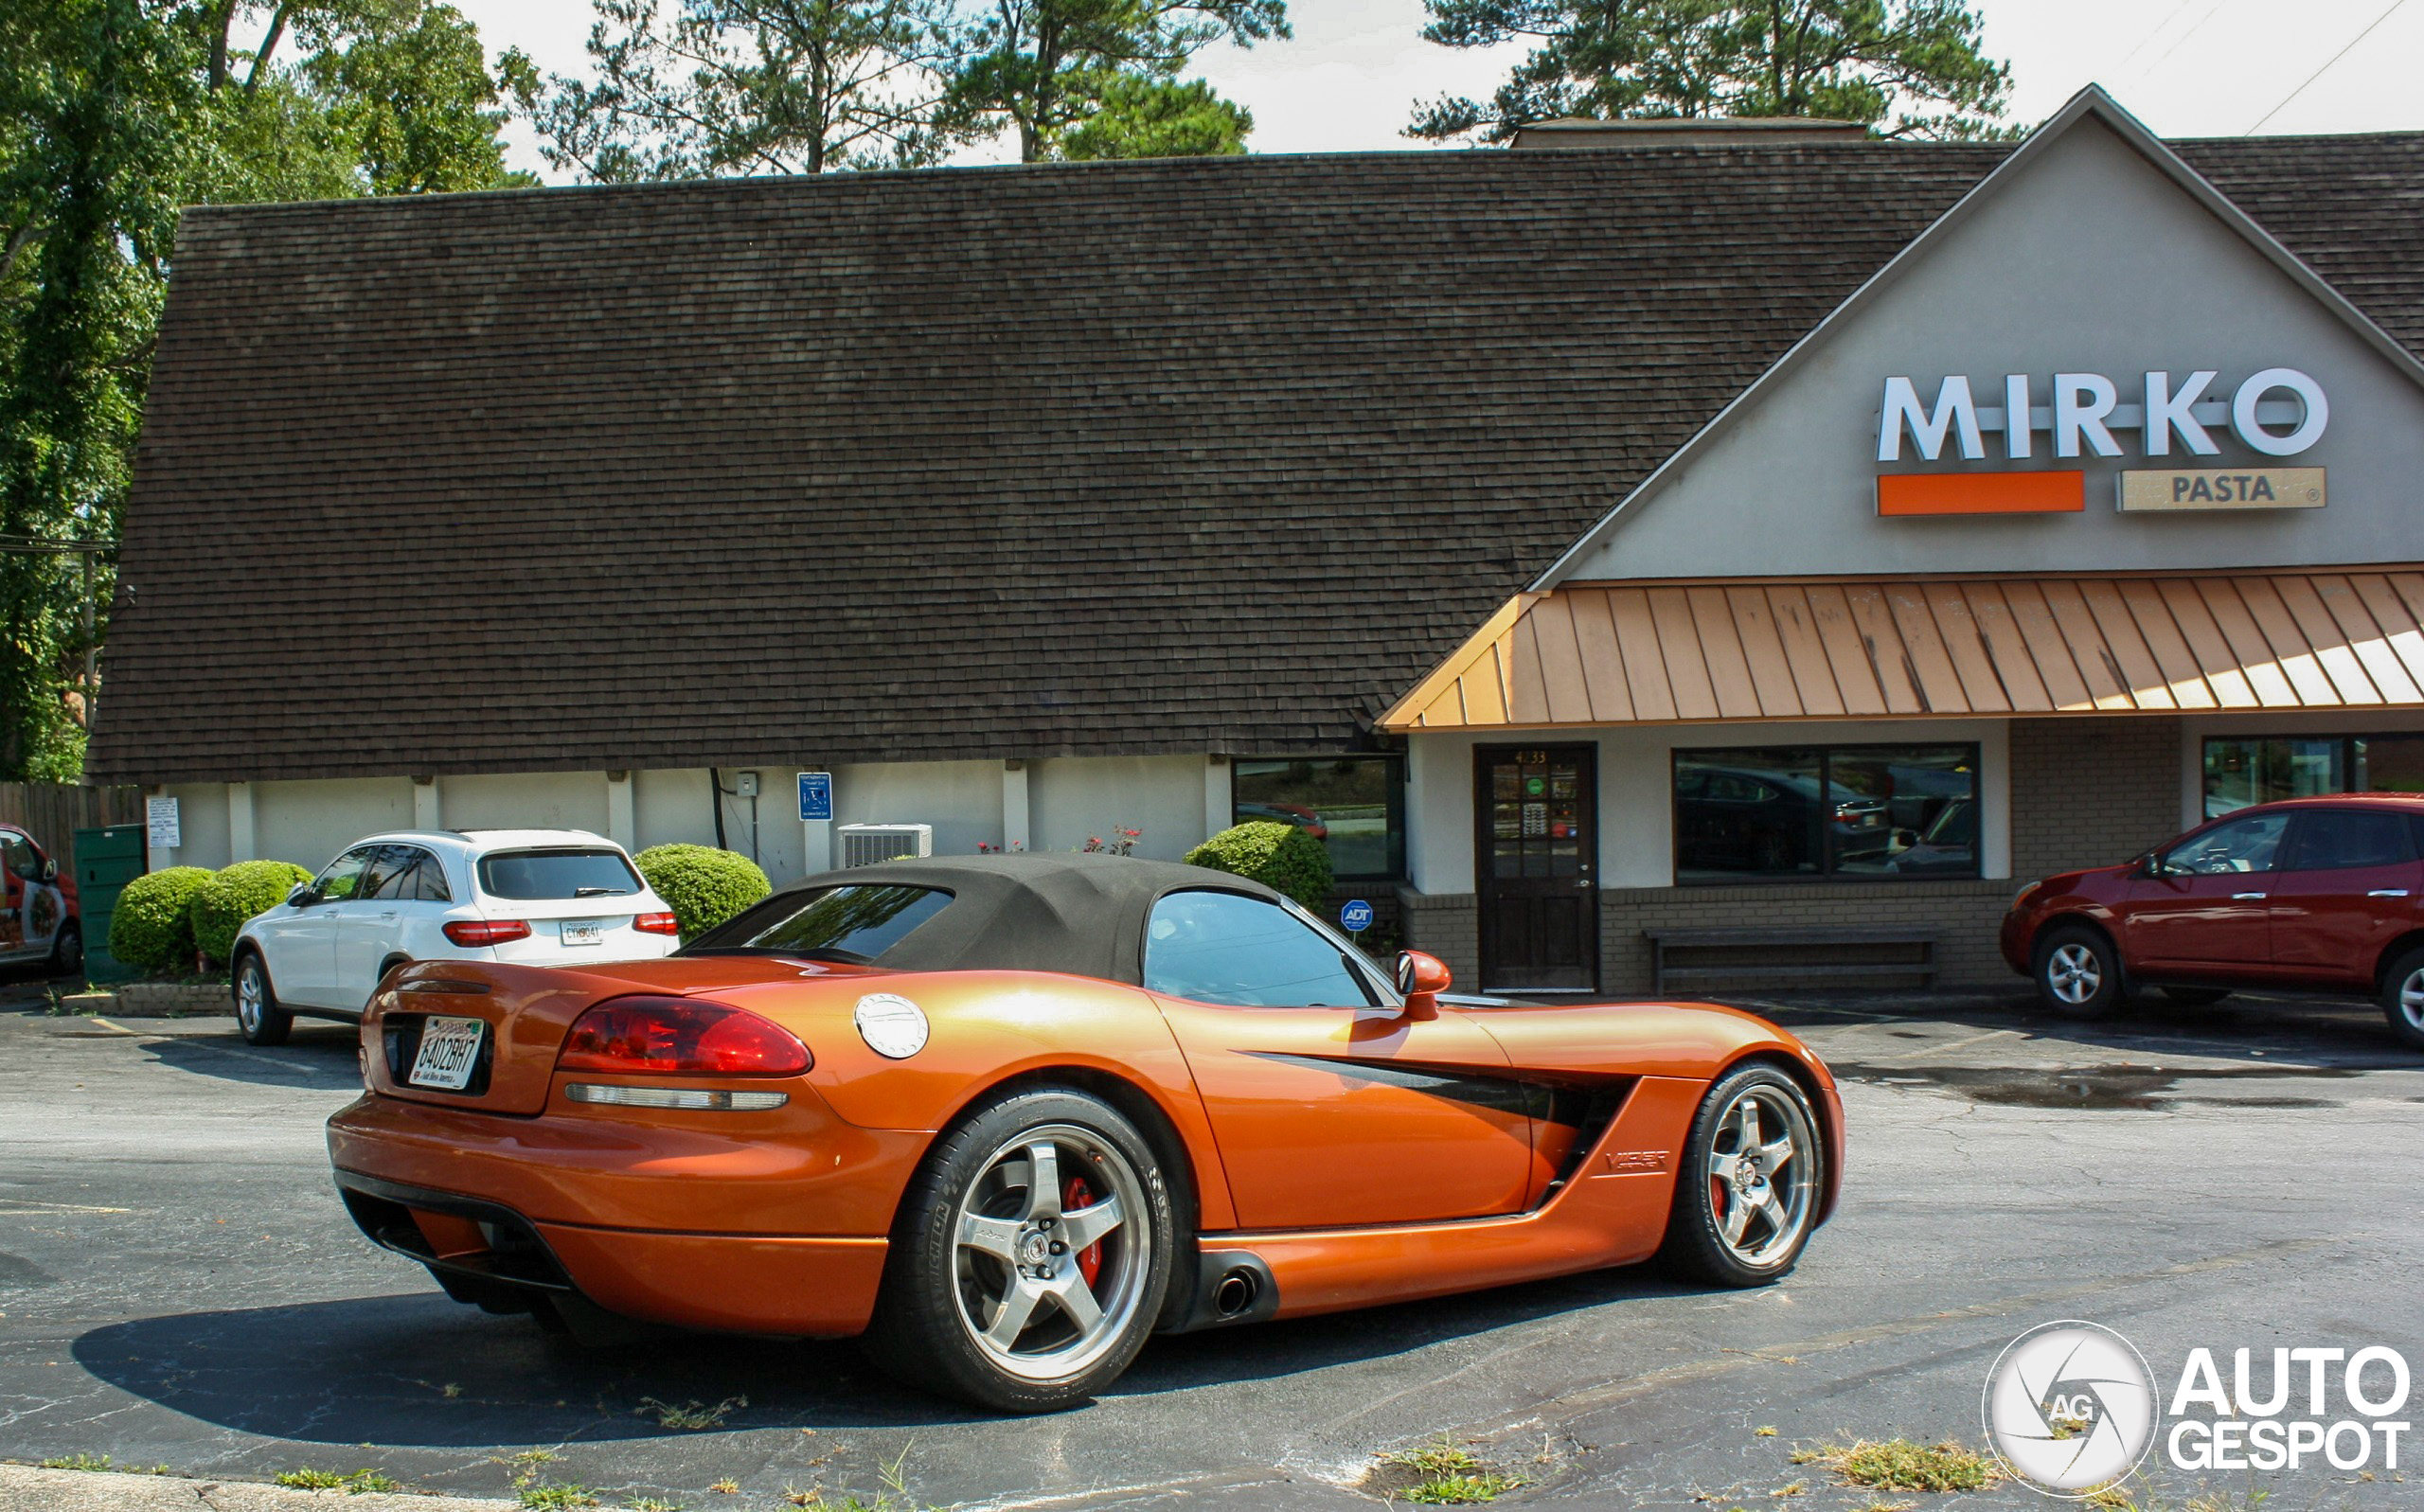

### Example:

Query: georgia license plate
xmin=407 ymin=1015 xmax=485 ymax=1092
xmin=560 ymin=919 xmax=604 ymax=946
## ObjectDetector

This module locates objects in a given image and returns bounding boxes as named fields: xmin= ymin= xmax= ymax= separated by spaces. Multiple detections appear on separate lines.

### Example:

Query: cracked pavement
xmin=2 ymin=977 xmax=2418 ymax=1509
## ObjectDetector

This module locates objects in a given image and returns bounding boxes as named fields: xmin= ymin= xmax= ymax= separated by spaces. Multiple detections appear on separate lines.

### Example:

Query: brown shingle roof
xmin=89 ymin=135 xmax=2424 ymax=783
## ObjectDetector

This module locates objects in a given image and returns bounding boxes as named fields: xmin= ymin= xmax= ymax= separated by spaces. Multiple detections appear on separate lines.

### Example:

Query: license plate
xmin=407 ymin=1015 xmax=485 ymax=1092
xmin=560 ymin=919 xmax=605 ymax=946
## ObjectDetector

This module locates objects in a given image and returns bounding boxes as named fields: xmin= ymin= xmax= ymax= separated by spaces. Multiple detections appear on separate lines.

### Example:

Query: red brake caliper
xmin=1061 ymin=1176 xmax=1104 ymax=1287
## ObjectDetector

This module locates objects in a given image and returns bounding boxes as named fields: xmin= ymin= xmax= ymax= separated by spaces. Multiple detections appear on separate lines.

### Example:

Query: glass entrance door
xmin=1474 ymin=746 xmax=1598 ymax=992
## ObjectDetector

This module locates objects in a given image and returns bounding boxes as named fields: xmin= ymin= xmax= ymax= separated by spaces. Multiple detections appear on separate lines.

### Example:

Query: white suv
xmin=231 ymin=828 xmax=679 ymax=1045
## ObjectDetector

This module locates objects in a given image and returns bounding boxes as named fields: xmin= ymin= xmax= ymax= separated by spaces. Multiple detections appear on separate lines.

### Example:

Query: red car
xmin=2002 ymin=795 xmax=2424 ymax=1047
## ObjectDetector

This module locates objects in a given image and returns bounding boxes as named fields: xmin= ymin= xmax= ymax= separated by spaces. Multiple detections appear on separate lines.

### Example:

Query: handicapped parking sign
xmin=1339 ymin=898 xmax=1374 ymax=934
xmin=797 ymin=772 xmax=832 ymax=822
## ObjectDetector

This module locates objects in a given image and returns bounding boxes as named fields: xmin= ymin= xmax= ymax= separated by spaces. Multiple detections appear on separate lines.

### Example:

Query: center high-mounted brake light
xmin=557 ymin=996 xmax=811 ymax=1076
xmin=633 ymin=912 xmax=680 ymax=935
xmin=444 ymin=918 xmax=531 ymax=947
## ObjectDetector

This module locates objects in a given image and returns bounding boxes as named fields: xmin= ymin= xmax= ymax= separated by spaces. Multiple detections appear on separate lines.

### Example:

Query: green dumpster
xmin=75 ymin=823 xmax=148 ymax=984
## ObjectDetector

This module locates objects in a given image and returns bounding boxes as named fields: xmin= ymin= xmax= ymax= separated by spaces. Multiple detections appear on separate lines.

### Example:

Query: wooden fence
xmin=0 ymin=782 xmax=142 ymax=880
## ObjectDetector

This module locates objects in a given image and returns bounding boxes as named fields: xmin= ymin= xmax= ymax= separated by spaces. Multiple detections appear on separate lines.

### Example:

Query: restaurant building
xmin=91 ymin=87 xmax=2424 ymax=993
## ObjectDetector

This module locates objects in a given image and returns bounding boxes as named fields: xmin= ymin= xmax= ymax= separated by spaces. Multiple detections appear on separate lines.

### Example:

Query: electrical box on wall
xmin=735 ymin=771 xmax=759 ymax=798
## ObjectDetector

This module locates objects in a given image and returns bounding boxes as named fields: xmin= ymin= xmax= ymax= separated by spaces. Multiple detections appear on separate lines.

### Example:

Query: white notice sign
xmin=146 ymin=796 xmax=181 ymax=849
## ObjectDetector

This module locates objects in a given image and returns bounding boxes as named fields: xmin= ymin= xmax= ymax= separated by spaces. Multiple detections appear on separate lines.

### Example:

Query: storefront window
xmin=1232 ymin=756 xmax=1404 ymax=881
xmin=2203 ymin=735 xmax=2424 ymax=815
xmin=1674 ymin=744 xmax=1980 ymax=884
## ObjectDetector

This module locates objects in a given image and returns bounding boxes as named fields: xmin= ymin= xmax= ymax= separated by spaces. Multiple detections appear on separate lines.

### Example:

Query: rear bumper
xmin=327 ymin=1091 xmax=921 ymax=1337
xmin=334 ymin=1167 xmax=888 ymax=1338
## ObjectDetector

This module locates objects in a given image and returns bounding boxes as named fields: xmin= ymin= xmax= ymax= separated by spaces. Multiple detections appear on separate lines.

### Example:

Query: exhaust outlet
xmin=1213 ymin=1269 xmax=1258 ymax=1319
xmin=1167 ymin=1249 xmax=1277 ymax=1333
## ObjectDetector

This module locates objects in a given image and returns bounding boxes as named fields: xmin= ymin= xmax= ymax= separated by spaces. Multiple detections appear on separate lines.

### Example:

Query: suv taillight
xmin=557 ymin=996 xmax=810 ymax=1076
xmin=444 ymin=918 xmax=531 ymax=947
xmin=633 ymin=912 xmax=680 ymax=935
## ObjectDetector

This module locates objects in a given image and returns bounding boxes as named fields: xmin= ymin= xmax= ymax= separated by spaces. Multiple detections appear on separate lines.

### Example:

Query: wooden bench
xmin=1646 ymin=926 xmax=1938 ymax=993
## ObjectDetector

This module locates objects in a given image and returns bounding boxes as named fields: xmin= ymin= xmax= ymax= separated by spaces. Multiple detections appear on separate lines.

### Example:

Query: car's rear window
xmin=477 ymin=848 xmax=642 ymax=899
xmin=687 ymin=884 xmax=953 ymax=964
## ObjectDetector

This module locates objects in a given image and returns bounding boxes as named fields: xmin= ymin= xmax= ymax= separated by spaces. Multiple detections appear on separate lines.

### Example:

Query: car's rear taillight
xmin=444 ymin=918 xmax=531 ymax=947
xmin=633 ymin=912 xmax=680 ymax=935
xmin=557 ymin=996 xmax=810 ymax=1076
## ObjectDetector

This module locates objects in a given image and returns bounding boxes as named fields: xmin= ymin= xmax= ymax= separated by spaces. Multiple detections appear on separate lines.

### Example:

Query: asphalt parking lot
xmin=3 ymin=975 xmax=2419 ymax=1510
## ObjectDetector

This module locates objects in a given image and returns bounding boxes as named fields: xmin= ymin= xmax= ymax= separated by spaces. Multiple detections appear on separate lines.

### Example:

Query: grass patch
xmin=1790 ymin=1439 xmax=1997 ymax=1493
xmin=490 ymin=1449 xmax=599 ymax=1510
xmin=624 ymin=1499 xmax=683 ymax=1511
xmin=776 ymin=1446 xmax=943 ymax=1511
xmin=637 ymin=1395 xmax=746 ymax=1431
xmin=38 ymin=1453 xmax=169 ymax=1473
xmin=1371 ymin=1438 xmax=1520 ymax=1504
xmin=274 ymin=1467 xmax=401 ymax=1493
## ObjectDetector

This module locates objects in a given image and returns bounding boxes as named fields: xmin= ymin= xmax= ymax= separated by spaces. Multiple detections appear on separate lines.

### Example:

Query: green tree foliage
xmin=521 ymin=0 xmax=967 ymax=179
xmin=946 ymin=0 xmax=1285 ymax=164
xmin=0 ymin=1 xmax=527 ymax=781
xmin=633 ymin=843 xmax=773 ymax=938
xmin=1060 ymin=73 xmax=1249 ymax=159
xmin=527 ymin=1 xmax=1281 ymax=176
xmin=109 ymin=863 xmax=214 ymax=973
xmin=1184 ymin=820 xmax=1332 ymax=910
xmin=1407 ymin=0 xmax=2014 ymax=145
xmin=191 ymin=858 xmax=313 ymax=966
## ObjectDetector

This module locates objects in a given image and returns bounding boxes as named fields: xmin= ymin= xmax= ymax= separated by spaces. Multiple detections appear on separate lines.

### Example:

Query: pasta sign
xmin=1874 ymin=368 xmax=2328 ymax=516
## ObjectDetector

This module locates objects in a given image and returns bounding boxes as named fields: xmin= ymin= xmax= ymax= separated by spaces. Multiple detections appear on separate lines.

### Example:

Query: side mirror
xmin=39 ymin=857 xmax=58 ymax=882
xmin=285 ymin=883 xmax=315 ymax=907
xmin=1394 ymin=950 xmax=1453 ymax=1022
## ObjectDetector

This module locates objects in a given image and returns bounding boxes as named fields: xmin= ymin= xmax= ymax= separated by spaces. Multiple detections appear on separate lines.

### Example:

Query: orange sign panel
xmin=1877 ymin=471 xmax=2085 ymax=516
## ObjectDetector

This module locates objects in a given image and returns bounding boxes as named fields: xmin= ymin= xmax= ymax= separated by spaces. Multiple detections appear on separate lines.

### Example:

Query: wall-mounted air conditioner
xmin=836 ymin=823 xmax=933 ymax=867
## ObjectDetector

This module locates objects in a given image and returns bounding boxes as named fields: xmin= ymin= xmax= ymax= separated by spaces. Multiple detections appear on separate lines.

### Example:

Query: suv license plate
xmin=561 ymin=920 xmax=604 ymax=946
xmin=408 ymin=1016 xmax=485 ymax=1091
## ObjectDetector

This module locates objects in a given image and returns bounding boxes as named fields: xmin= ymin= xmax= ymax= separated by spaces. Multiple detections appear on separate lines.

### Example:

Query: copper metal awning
xmin=1379 ymin=569 xmax=2424 ymax=732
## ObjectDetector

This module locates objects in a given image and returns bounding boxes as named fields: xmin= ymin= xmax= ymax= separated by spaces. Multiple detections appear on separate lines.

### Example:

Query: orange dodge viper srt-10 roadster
xmin=329 ymin=854 xmax=1844 ymax=1411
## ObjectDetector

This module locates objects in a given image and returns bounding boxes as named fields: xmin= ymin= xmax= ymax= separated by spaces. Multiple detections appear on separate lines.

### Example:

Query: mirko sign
xmin=1875 ymin=367 xmax=2328 ymax=517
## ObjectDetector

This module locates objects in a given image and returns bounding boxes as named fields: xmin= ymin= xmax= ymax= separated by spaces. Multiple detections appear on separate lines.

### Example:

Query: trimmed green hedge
xmin=634 ymin=844 xmax=772 ymax=940
xmin=108 ymin=866 xmax=215 ymax=975
xmin=192 ymin=860 xmax=315 ymax=968
xmin=1183 ymin=821 xmax=1333 ymax=911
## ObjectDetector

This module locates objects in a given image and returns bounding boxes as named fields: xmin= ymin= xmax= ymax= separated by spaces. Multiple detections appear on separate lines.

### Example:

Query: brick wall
xmin=2009 ymin=716 xmax=2184 ymax=879
xmin=1397 ymin=887 xmax=1479 ymax=986
xmin=1397 ymin=716 xmax=2189 ymax=996
xmin=1599 ymin=880 xmax=2015 ymax=990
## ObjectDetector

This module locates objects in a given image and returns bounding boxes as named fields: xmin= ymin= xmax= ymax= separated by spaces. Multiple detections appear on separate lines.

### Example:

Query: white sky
xmin=452 ymin=0 xmax=2424 ymax=180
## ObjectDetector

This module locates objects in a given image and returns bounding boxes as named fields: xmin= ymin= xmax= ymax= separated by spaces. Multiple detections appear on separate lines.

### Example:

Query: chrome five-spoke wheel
xmin=2383 ymin=949 xmax=2424 ymax=1053
xmin=2034 ymin=924 xmax=2123 ymax=1019
xmin=1703 ymin=1084 xmax=1816 ymax=1269
xmin=866 ymin=1087 xmax=1175 ymax=1413
xmin=952 ymin=1125 xmax=1151 ymax=1382
xmin=2044 ymin=942 xmax=2101 ymax=1005
xmin=1659 ymin=1063 xmax=1826 ymax=1286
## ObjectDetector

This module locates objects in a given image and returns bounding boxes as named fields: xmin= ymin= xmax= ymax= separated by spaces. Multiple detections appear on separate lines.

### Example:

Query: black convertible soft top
xmin=689 ymin=853 xmax=1288 ymax=987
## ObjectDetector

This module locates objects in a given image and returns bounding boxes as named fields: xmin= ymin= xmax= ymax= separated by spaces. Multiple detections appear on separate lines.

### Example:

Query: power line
xmin=2145 ymin=0 xmax=2239 ymax=74
xmin=2115 ymin=0 xmax=2206 ymax=75
xmin=2248 ymin=0 xmax=2412 ymax=133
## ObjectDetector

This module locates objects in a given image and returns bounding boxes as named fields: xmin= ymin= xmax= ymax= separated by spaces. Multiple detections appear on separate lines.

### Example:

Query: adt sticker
xmin=1339 ymin=898 xmax=1374 ymax=933
xmin=797 ymin=772 xmax=832 ymax=822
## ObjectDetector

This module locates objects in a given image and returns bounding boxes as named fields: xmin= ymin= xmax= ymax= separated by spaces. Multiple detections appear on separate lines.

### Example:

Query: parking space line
xmin=1872 ymin=1027 xmax=2022 ymax=1061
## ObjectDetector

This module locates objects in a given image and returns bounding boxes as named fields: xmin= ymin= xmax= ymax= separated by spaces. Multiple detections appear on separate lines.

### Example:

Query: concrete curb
xmin=0 ymin=1466 xmax=517 ymax=1511
xmin=60 ymin=982 xmax=232 ymax=1015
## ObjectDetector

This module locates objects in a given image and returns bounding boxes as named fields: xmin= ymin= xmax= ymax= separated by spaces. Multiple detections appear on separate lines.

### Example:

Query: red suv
xmin=2001 ymin=795 xmax=2424 ymax=1048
